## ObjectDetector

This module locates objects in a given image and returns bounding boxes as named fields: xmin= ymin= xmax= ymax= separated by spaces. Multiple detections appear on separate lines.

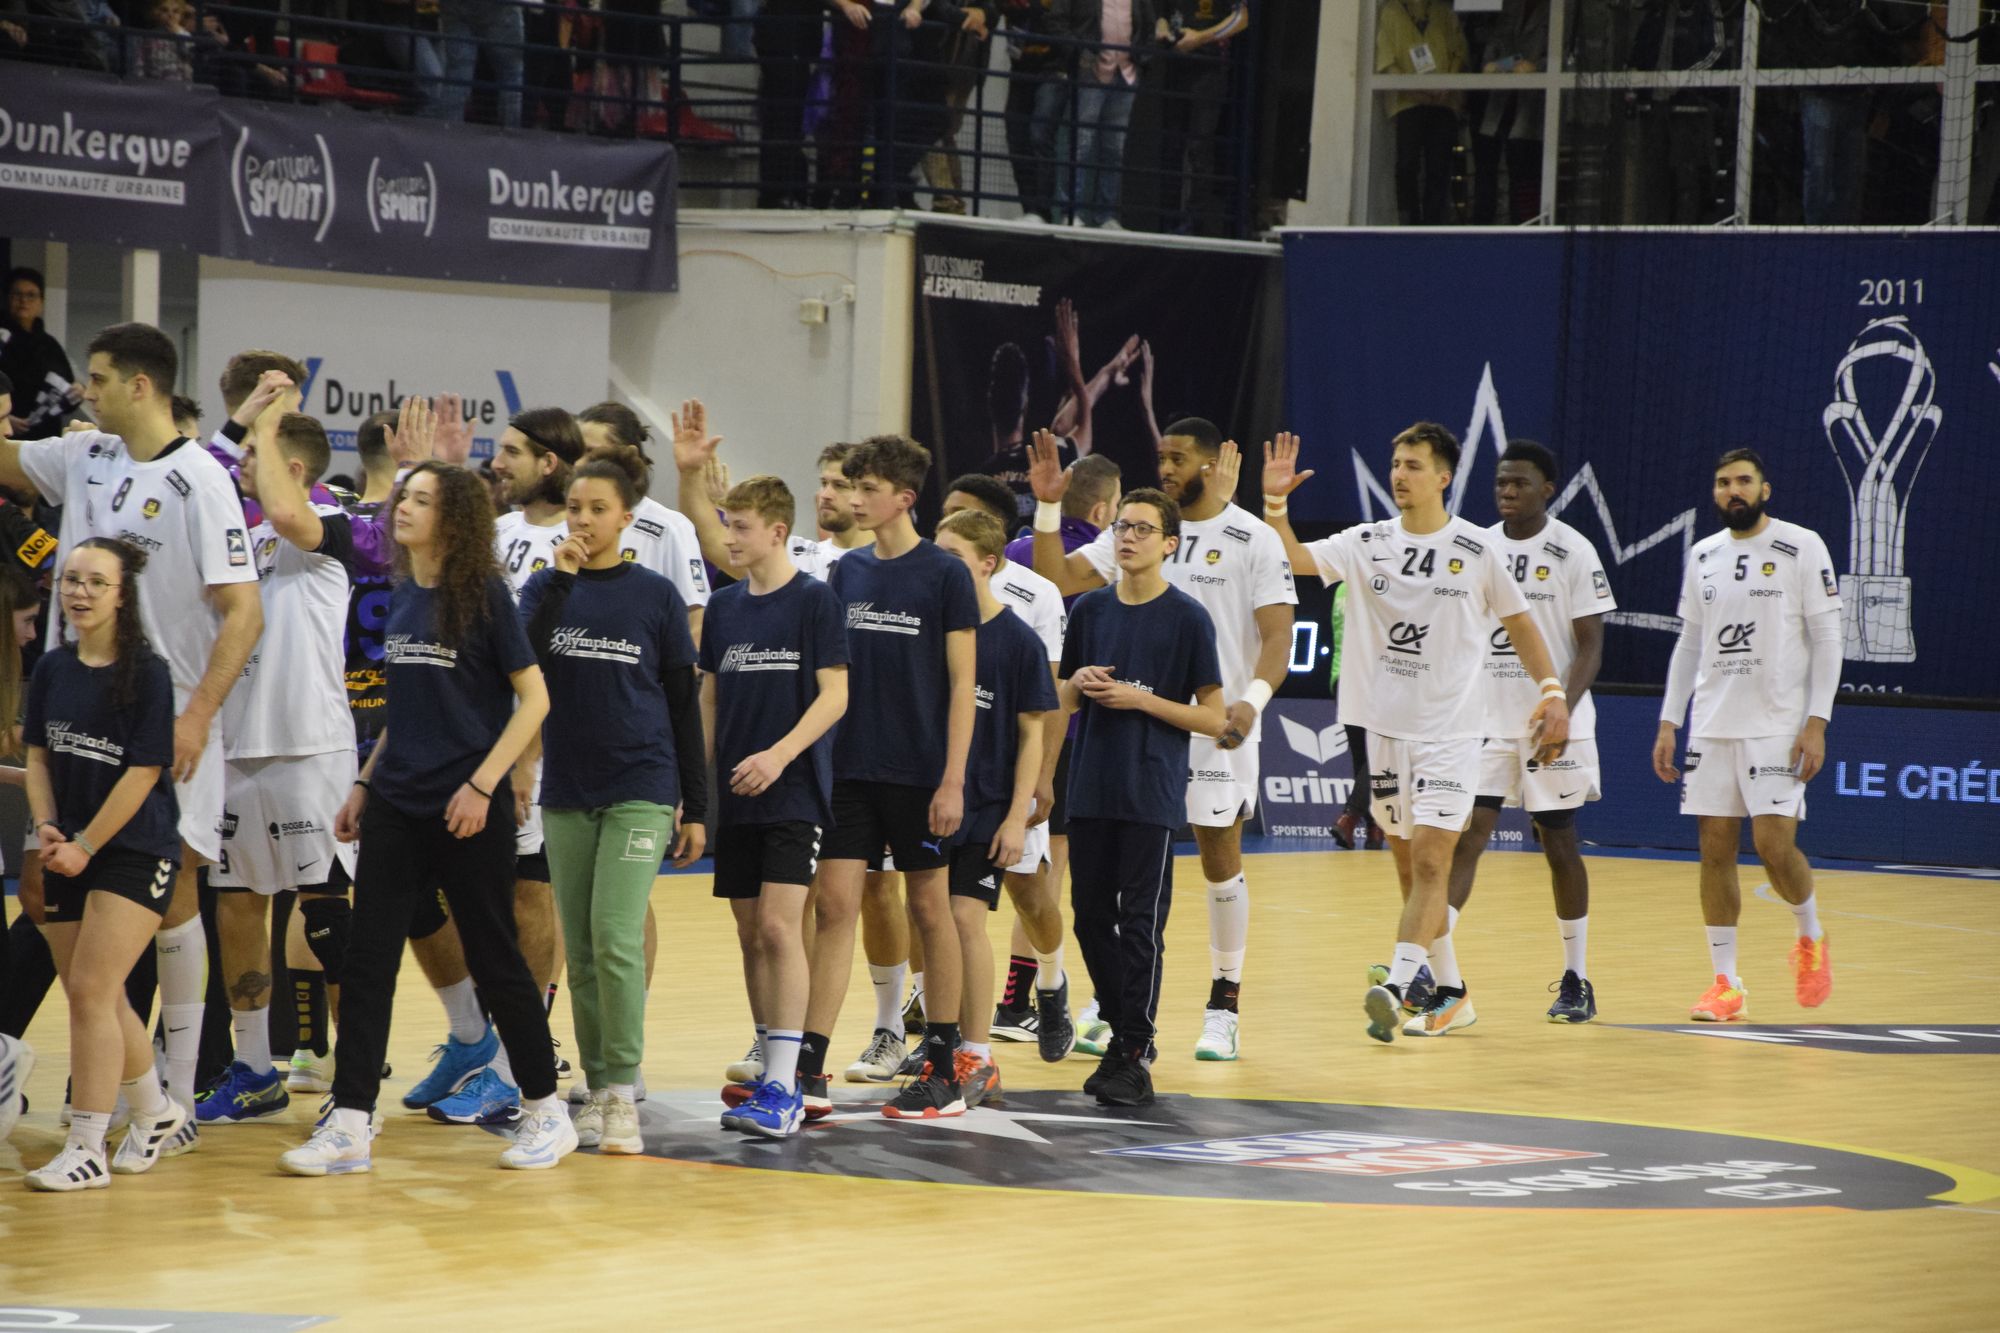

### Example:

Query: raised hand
xmin=702 ymin=456 xmax=732 ymax=510
xmin=1213 ymin=439 xmax=1243 ymax=501
xmin=384 ymin=394 xmax=435 ymax=468
xmin=671 ymin=398 xmax=722 ymax=474
xmin=1027 ymin=429 xmax=1071 ymax=505
xmin=432 ymin=393 xmax=472 ymax=465
xmin=1262 ymin=431 xmax=1315 ymax=500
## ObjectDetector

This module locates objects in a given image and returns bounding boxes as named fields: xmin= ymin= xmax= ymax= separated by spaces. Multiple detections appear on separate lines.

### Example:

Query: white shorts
xmin=1006 ymin=819 xmax=1051 ymax=877
xmin=1366 ymin=732 xmax=1480 ymax=835
xmin=1186 ymin=737 xmax=1259 ymax=829
xmin=177 ymin=718 xmax=225 ymax=863
xmin=212 ymin=751 xmax=360 ymax=893
xmin=1476 ymin=736 xmax=1601 ymax=812
xmin=1681 ymin=735 xmax=1808 ymax=821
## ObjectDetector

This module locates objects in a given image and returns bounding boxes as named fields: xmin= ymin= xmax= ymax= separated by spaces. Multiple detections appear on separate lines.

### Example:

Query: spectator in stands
xmin=1471 ymin=0 xmax=1544 ymax=225
xmin=1376 ymin=0 xmax=1468 ymax=226
xmin=1758 ymin=1 xmax=1893 ymax=225
xmin=129 ymin=0 xmax=197 ymax=81
xmin=0 ymin=0 xmax=107 ymax=70
xmin=995 ymin=1 xmax=1067 ymax=221
xmin=437 ymin=0 xmax=524 ymax=129
xmin=1055 ymin=0 xmax=1165 ymax=228
xmin=820 ymin=1 xmax=930 ymax=208
xmin=1 ymin=270 xmax=80 ymax=439
xmin=1625 ymin=0 xmax=1727 ymax=224
xmin=921 ymin=4 xmax=999 ymax=214
xmin=755 ymin=1 xmax=824 ymax=207
xmin=1158 ymin=2 xmax=1248 ymax=237
xmin=348 ymin=0 xmax=446 ymax=115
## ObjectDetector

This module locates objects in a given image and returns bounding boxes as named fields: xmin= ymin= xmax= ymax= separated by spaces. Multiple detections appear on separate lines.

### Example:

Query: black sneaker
xmin=893 ymin=1045 xmax=927 ymax=1078
xmin=991 ymin=1005 xmax=1039 ymax=1042
xmin=901 ymin=989 xmax=926 ymax=1039
xmin=881 ymin=1066 xmax=966 ymax=1119
xmin=1546 ymin=971 xmax=1598 ymax=1024
xmin=1081 ymin=1050 xmax=1122 ymax=1099
xmin=799 ymin=1072 xmax=833 ymax=1120
xmin=1036 ymin=977 xmax=1076 ymax=1063
xmin=1093 ymin=1056 xmax=1154 ymax=1107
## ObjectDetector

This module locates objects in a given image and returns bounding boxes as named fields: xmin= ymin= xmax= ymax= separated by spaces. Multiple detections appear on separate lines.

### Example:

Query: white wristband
xmin=1262 ymin=495 xmax=1288 ymax=516
xmin=1243 ymin=680 xmax=1274 ymax=715
xmin=1034 ymin=500 xmax=1062 ymax=533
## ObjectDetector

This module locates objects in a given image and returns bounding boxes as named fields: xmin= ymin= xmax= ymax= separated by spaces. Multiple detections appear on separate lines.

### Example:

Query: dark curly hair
xmin=391 ymin=462 xmax=499 ymax=649
xmin=72 ymin=537 xmax=155 ymax=710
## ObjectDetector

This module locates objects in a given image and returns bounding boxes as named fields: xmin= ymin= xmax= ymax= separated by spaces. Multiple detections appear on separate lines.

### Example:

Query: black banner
xmin=910 ymin=221 xmax=1282 ymax=525
xmin=1 ymin=65 xmax=677 ymax=292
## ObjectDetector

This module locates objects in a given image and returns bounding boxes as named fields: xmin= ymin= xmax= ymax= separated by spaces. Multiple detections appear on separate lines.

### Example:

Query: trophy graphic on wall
xmin=1822 ymin=315 xmax=1940 ymax=663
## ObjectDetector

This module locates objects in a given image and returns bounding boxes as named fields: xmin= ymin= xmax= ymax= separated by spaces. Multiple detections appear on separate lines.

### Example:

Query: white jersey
xmin=790 ymin=534 xmax=855 ymax=583
xmin=1079 ymin=502 xmax=1296 ymax=741
xmin=623 ymin=496 xmax=710 ymax=609
xmin=20 ymin=431 xmax=260 ymax=700
xmin=992 ymin=559 xmax=1064 ymax=663
xmin=1307 ymin=515 xmax=1528 ymax=742
xmin=224 ymin=507 xmax=355 ymax=759
xmin=1673 ymin=518 xmax=1841 ymax=740
xmin=1479 ymin=517 xmax=1615 ymax=741
xmin=494 ymin=509 xmax=568 ymax=600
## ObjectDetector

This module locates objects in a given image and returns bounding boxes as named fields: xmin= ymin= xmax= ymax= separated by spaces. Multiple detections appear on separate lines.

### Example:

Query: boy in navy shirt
xmin=811 ymin=435 xmax=979 ymax=1119
xmin=1059 ymin=490 xmax=1225 ymax=1107
xmin=933 ymin=509 xmax=1059 ymax=1112
xmin=700 ymin=476 xmax=849 ymax=1138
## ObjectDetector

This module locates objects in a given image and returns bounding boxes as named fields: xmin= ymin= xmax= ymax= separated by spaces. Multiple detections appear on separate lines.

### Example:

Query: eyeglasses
xmin=59 ymin=574 xmax=121 ymax=597
xmin=1109 ymin=520 xmax=1166 ymax=539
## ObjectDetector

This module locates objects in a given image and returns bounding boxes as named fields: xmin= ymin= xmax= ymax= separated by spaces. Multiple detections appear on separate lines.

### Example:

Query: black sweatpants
xmin=1067 ymin=818 xmax=1175 ymax=1062
xmin=331 ymin=791 xmax=557 ymax=1113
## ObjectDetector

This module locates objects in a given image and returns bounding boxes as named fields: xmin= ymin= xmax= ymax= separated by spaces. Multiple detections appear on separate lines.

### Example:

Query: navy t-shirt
xmin=1060 ymin=585 xmax=1222 ymax=830
xmin=828 ymin=540 xmax=981 ymax=787
xmin=699 ymin=572 xmax=850 ymax=828
xmin=372 ymin=576 xmax=537 ymax=816
xmin=24 ymin=646 xmax=180 ymax=860
xmin=520 ymin=563 xmax=696 ymax=811
xmin=964 ymin=607 xmax=1060 ymax=844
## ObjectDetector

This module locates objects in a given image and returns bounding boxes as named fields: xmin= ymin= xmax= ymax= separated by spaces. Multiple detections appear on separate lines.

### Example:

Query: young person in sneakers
xmin=1261 ymin=425 xmax=1570 ymax=1043
xmin=939 ymin=476 xmax=1073 ymax=1061
xmin=811 ymin=436 xmax=978 ymax=1119
xmin=522 ymin=461 xmax=707 ymax=1155
xmin=1058 ymin=491 xmax=1224 ymax=1107
xmin=200 ymin=400 xmax=362 ymax=1125
xmin=1031 ymin=420 xmax=1293 ymax=1064
xmin=933 ymin=508 xmax=1058 ymax=1109
xmin=701 ymin=476 xmax=848 ymax=1138
xmin=281 ymin=462 xmax=572 ymax=1176
xmin=1445 ymin=441 xmax=1614 ymax=1024
xmin=22 ymin=539 xmax=189 ymax=1189
xmin=1653 ymin=448 xmax=1839 ymax=1023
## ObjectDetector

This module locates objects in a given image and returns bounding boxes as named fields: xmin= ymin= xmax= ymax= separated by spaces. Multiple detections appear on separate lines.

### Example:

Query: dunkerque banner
xmin=1 ymin=65 xmax=677 ymax=292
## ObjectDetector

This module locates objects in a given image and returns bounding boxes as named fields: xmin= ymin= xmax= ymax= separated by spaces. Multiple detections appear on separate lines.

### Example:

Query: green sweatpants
xmin=543 ymin=802 xmax=672 ymax=1086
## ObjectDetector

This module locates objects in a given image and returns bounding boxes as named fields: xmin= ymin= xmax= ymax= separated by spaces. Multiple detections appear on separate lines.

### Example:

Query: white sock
xmin=606 ymin=1082 xmax=635 ymax=1104
xmin=159 ymin=1003 xmax=203 ymax=1109
xmin=524 ymin=1093 xmax=561 ymax=1116
xmin=489 ymin=1043 xmax=517 ymax=1090
xmin=1033 ymin=945 xmax=1065 ymax=991
xmin=764 ymin=1029 xmax=802 ymax=1093
xmin=232 ymin=1006 xmax=271 ymax=1073
xmin=1705 ymin=926 xmax=1740 ymax=986
xmin=331 ymin=1107 xmax=371 ymax=1139
xmin=121 ymin=1066 xmax=170 ymax=1118
xmin=754 ymin=1022 xmax=768 ymax=1050
xmin=959 ymin=1039 xmax=991 ymax=1061
xmin=869 ymin=962 xmax=907 ymax=1034
xmin=438 ymin=978 xmax=486 ymax=1045
xmin=155 ymin=917 xmax=206 ymax=1105
xmin=1427 ymin=906 xmax=1464 ymax=989
xmin=68 ymin=1109 xmax=111 ymax=1154
xmin=1789 ymin=894 xmax=1824 ymax=941
xmin=1558 ymin=915 xmax=1589 ymax=980
xmin=1386 ymin=942 xmax=1429 ymax=991
xmin=1206 ymin=874 xmax=1248 ymax=982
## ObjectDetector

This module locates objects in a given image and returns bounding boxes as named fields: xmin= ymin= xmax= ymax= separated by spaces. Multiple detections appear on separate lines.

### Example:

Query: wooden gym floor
xmin=1 ymin=847 xmax=1995 ymax=1331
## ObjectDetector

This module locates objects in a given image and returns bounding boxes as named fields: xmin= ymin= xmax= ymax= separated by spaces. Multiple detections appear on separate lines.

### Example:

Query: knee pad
xmin=1472 ymin=795 xmax=1505 ymax=812
xmin=408 ymin=887 xmax=450 ymax=942
xmin=300 ymin=894 xmax=353 ymax=986
xmin=1529 ymin=807 xmax=1576 ymax=832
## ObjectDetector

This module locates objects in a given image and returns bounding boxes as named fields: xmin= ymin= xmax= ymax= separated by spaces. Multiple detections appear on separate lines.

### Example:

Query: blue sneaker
xmin=719 ymin=1079 xmax=765 ymax=1132
xmin=734 ymin=1082 xmax=804 ymax=1139
xmin=1366 ymin=963 xmax=1435 ymax=1016
xmin=425 ymin=1067 xmax=521 ymax=1125
xmin=194 ymin=1061 xmax=291 ymax=1123
xmin=401 ymin=1027 xmax=499 ymax=1109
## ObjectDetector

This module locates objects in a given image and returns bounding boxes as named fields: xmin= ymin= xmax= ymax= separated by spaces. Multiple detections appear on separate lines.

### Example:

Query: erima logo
xmin=1386 ymin=622 xmax=1430 ymax=656
xmin=1717 ymin=623 xmax=1757 ymax=654
xmin=1279 ymin=716 xmax=1349 ymax=765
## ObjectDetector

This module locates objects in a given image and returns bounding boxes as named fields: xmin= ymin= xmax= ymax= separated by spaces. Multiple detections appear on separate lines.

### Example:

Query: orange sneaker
xmin=1690 ymin=974 xmax=1747 ymax=1022
xmin=952 ymin=1048 xmax=1001 ymax=1110
xmin=1791 ymin=933 xmax=1832 ymax=1008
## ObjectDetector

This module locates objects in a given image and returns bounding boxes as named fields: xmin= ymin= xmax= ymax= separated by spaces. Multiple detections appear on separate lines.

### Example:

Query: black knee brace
xmin=1529 ymin=807 xmax=1577 ymax=832
xmin=300 ymin=894 xmax=352 ymax=985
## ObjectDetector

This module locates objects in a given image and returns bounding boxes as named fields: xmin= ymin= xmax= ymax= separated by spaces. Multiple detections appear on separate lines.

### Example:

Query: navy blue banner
xmin=1281 ymin=231 xmax=2000 ymax=702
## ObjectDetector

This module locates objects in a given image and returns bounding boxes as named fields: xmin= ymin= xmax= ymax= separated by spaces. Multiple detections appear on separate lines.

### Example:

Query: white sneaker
xmin=567 ymin=1079 xmax=594 ymax=1106
xmin=159 ymin=1112 xmax=199 ymax=1160
xmin=844 ymin=1028 xmax=906 ymax=1083
xmin=111 ymin=1099 xmax=191 ymax=1175
xmin=279 ymin=1121 xmax=372 ymax=1177
xmin=573 ymin=1090 xmax=605 ymax=1148
xmin=500 ymin=1105 xmax=579 ymax=1170
xmin=26 ymin=1141 xmax=110 ymax=1191
xmin=599 ymin=1094 xmax=642 ymax=1155
xmin=725 ymin=1038 xmax=763 ymax=1085
xmin=0 ymin=1034 xmax=33 ymax=1140
xmin=287 ymin=1049 xmax=334 ymax=1094
xmin=1194 ymin=1009 xmax=1240 ymax=1062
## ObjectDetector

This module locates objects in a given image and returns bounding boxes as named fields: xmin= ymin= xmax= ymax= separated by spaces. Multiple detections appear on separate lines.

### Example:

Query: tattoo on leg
xmin=229 ymin=970 xmax=273 ymax=1008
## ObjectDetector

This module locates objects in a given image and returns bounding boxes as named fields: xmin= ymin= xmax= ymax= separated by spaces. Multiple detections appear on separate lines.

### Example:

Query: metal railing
xmin=0 ymin=2 xmax=1259 ymax=238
